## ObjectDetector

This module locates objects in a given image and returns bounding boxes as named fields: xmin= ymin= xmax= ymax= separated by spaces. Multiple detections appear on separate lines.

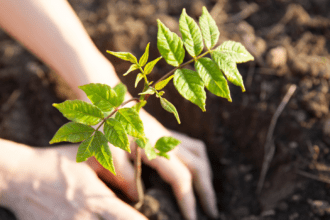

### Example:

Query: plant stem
xmin=95 ymin=97 xmax=140 ymax=132
xmin=134 ymin=146 xmax=144 ymax=210
xmin=153 ymin=50 xmax=211 ymax=87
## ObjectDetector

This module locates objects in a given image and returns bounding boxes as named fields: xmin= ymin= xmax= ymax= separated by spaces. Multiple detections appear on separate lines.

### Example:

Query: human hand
xmin=88 ymin=109 xmax=219 ymax=220
xmin=0 ymin=139 xmax=147 ymax=220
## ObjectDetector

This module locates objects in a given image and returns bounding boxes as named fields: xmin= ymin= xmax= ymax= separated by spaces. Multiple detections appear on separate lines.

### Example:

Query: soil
xmin=1 ymin=0 xmax=330 ymax=219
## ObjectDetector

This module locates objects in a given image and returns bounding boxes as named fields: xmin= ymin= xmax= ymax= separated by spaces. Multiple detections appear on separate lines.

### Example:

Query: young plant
xmin=50 ymin=6 xmax=253 ymax=209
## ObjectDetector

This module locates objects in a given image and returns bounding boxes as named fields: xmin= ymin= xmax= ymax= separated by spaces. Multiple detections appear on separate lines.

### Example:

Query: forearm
xmin=0 ymin=0 xmax=120 ymax=98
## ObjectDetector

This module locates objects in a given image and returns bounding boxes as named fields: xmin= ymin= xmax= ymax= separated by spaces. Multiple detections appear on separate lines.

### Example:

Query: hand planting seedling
xmin=50 ymin=6 xmax=254 ymax=209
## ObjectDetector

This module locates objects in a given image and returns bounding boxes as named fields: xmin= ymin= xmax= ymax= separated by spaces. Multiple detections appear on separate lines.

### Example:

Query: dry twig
xmin=256 ymin=84 xmax=297 ymax=194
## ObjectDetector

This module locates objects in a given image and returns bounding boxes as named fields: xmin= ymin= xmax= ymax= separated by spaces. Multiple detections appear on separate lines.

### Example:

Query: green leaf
xmin=135 ymin=137 xmax=147 ymax=149
xmin=138 ymin=87 xmax=155 ymax=95
xmin=199 ymin=6 xmax=220 ymax=50
xmin=160 ymin=97 xmax=180 ymax=124
xmin=157 ymin=152 xmax=170 ymax=159
xmin=106 ymin=50 xmax=137 ymax=64
xmin=135 ymin=73 xmax=144 ymax=88
xmin=212 ymin=51 xmax=245 ymax=92
xmin=155 ymin=136 xmax=181 ymax=153
xmin=79 ymin=83 xmax=117 ymax=115
xmin=133 ymin=100 xmax=147 ymax=112
xmin=53 ymin=100 xmax=103 ymax=126
xmin=195 ymin=57 xmax=232 ymax=102
xmin=173 ymin=68 xmax=206 ymax=111
xmin=49 ymin=122 xmax=94 ymax=144
xmin=123 ymin=64 xmax=139 ymax=76
xmin=144 ymin=57 xmax=162 ymax=75
xmin=137 ymin=137 xmax=157 ymax=160
xmin=104 ymin=118 xmax=130 ymax=153
xmin=115 ymin=108 xmax=144 ymax=138
xmin=77 ymin=131 xmax=115 ymax=174
xmin=155 ymin=75 xmax=174 ymax=90
xmin=113 ymin=83 xmax=127 ymax=107
xmin=139 ymin=43 xmax=150 ymax=67
xmin=179 ymin=8 xmax=204 ymax=57
xmin=157 ymin=20 xmax=185 ymax=67
xmin=216 ymin=41 xmax=254 ymax=63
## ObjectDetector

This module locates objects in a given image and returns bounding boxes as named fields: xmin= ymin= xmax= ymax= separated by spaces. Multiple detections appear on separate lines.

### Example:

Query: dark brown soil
xmin=1 ymin=0 xmax=330 ymax=219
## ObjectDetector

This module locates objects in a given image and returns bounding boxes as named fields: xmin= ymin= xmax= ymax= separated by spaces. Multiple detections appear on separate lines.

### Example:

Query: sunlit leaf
xmin=212 ymin=51 xmax=245 ymax=92
xmin=144 ymin=57 xmax=162 ymax=75
xmin=157 ymin=20 xmax=185 ymax=67
xmin=199 ymin=6 xmax=220 ymax=50
xmin=155 ymin=136 xmax=181 ymax=153
xmin=138 ymin=87 xmax=155 ymax=95
xmin=49 ymin=122 xmax=94 ymax=144
xmin=155 ymin=75 xmax=174 ymax=90
xmin=195 ymin=57 xmax=232 ymax=101
xmin=106 ymin=50 xmax=137 ymax=64
xmin=104 ymin=118 xmax=130 ymax=153
xmin=135 ymin=73 xmax=144 ymax=88
xmin=79 ymin=83 xmax=117 ymax=115
xmin=115 ymin=108 xmax=144 ymax=138
xmin=179 ymin=8 xmax=204 ymax=57
xmin=160 ymin=97 xmax=180 ymax=124
xmin=123 ymin=64 xmax=139 ymax=76
xmin=53 ymin=100 xmax=103 ymax=126
xmin=76 ymin=131 xmax=115 ymax=175
xmin=113 ymin=83 xmax=127 ymax=107
xmin=139 ymin=43 xmax=150 ymax=67
xmin=173 ymin=68 xmax=206 ymax=111
xmin=216 ymin=41 xmax=254 ymax=63
xmin=136 ymin=137 xmax=157 ymax=160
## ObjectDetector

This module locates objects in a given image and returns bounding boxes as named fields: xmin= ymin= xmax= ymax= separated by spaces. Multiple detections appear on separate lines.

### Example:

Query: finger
xmin=170 ymin=130 xmax=208 ymax=158
xmin=176 ymin=146 xmax=219 ymax=218
xmin=87 ymin=145 xmax=138 ymax=202
xmin=143 ymin=153 xmax=197 ymax=220
xmin=87 ymin=196 xmax=147 ymax=220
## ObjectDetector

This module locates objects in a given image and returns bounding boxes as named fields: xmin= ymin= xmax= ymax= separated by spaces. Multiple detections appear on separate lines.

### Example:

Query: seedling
xmin=50 ymin=7 xmax=253 ymax=209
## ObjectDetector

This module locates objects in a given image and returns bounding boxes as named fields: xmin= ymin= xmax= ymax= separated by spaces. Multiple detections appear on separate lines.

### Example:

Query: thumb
xmin=87 ymin=145 xmax=138 ymax=202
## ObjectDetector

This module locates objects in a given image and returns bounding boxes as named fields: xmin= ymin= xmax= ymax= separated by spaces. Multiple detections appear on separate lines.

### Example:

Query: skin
xmin=0 ymin=0 xmax=219 ymax=219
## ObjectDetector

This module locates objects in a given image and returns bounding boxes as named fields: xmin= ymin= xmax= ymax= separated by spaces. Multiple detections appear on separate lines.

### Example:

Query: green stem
xmin=94 ymin=97 xmax=140 ymax=132
xmin=152 ymin=50 xmax=212 ymax=87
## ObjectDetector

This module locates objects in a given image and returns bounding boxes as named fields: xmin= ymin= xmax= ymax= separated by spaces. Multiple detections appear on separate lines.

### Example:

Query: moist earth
xmin=1 ymin=0 xmax=330 ymax=219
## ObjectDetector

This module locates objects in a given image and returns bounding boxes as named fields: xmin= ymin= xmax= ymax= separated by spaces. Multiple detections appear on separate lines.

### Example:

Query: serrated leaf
xmin=115 ymin=108 xmax=144 ymax=138
xmin=135 ymin=137 xmax=147 ymax=149
xmin=49 ymin=122 xmax=94 ymax=144
xmin=77 ymin=131 xmax=115 ymax=174
xmin=157 ymin=20 xmax=185 ymax=67
xmin=160 ymin=97 xmax=180 ymax=124
xmin=79 ymin=83 xmax=117 ymax=115
xmin=157 ymin=152 xmax=170 ymax=159
xmin=155 ymin=75 xmax=174 ymax=90
xmin=133 ymin=100 xmax=147 ymax=112
xmin=53 ymin=100 xmax=103 ymax=126
xmin=139 ymin=137 xmax=157 ymax=160
xmin=139 ymin=43 xmax=150 ymax=67
xmin=104 ymin=118 xmax=130 ymax=153
xmin=179 ymin=8 xmax=204 ymax=57
xmin=123 ymin=64 xmax=139 ymax=76
xmin=173 ymin=68 xmax=206 ymax=111
xmin=199 ymin=6 xmax=220 ymax=50
xmin=155 ymin=136 xmax=181 ymax=153
xmin=135 ymin=73 xmax=144 ymax=88
xmin=113 ymin=83 xmax=127 ymax=107
xmin=195 ymin=57 xmax=232 ymax=102
xmin=216 ymin=41 xmax=254 ymax=63
xmin=144 ymin=57 xmax=162 ymax=75
xmin=212 ymin=51 xmax=245 ymax=92
xmin=138 ymin=87 xmax=155 ymax=95
xmin=106 ymin=50 xmax=137 ymax=64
